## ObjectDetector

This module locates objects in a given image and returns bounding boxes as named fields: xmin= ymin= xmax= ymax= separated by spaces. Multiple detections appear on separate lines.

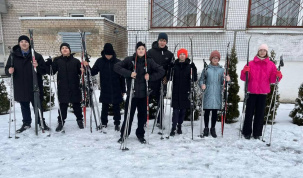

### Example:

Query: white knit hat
xmin=258 ymin=44 xmax=269 ymax=51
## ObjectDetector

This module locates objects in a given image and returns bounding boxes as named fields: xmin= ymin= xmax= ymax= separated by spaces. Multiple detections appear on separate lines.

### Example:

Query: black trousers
xmin=101 ymin=103 xmax=121 ymax=126
xmin=20 ymin=101 xmax=44 ymax=125
xmin=204 ymin=109 xmax=218 ymax=128
xmin=172 ymin=108 xmax=186 ymax=130
xmin=58 ymin=103 xmax=83 ymax=123
xmin=242 ymin=94 xmax=267 ymax=137
xmin=120 ymin=96 xmax=147 ymax=138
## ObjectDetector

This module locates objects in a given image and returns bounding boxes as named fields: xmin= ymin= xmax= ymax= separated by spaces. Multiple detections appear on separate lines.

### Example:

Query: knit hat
xmin=177 ymin=48 xmax=188 ymax=59
xmin=258 ymin=44 xmax=269 ymax=52
xmin=60 ymin=43 xmax=71 ymax=53
xmin=103 ymin=43 xmax=115 ymax=55
xmin=18 ymin=35 xmax=30 ymax=44
xmin=209 ymin=50 xmax=221 ymax=61
xmin=158 ymin=33 xmax=168 ymax=42
xmin=136 ymin=41 xmax=146 ymax=49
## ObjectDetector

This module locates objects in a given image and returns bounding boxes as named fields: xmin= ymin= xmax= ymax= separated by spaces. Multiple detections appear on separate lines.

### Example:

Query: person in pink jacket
xmin=240 ymin=44 xmax=283 ymax=139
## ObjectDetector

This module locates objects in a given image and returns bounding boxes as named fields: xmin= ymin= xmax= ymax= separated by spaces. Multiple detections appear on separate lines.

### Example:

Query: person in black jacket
xmin=114 ymin=42 xmax=165 ymax=144
xmin=5 ymin=35 xmax=49 ymax=133
xmin=83 ymin=43 xmax=126 ymax=131
xmin=169 ymin=48 xmax=197 ymax=136
xmin=45 ymin=43 xmax=84 ymax=131
xmin=147 ymin=33 xmax=174 ymax=128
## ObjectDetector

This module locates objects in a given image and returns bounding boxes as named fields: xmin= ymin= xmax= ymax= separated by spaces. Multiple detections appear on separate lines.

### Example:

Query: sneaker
xmin=177 ymin=125 xmax=182 ymax=134
xmin=210 ymin=127 xmax=217 ymax=138
xmin=101 ymin=125 xmax=107 ymax=133
xmin=244 ymin=135 xmax=251 ymax=140
xmin=39 ymin=121 xmax=50 ymax=131
xmin=16 ymin=123 xmax=31 ymax=133
xmin=115 ymin=125 xmax=120 ymax=131
xmin=203 ymin=127 xmax=209 ymax=137
xmin=138 ymin=137 xmax=146 ymax=144
xmin=170 ymin=128 xmax=176 ymax=136
xmin=77 ymin=120 xmax=84 ymax=129
xmin=56 ymin=122 xmax=64 ymax=132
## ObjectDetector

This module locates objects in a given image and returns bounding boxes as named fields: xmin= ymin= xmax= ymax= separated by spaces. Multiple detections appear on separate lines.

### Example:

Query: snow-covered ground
xmin=0 ymin=93 xmax=302 ymax=178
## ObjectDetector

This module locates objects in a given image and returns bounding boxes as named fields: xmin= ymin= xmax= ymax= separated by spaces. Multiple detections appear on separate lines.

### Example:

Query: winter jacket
xmin=5 ymin=45 xmax=46 ymax=102
xmin=171 ymin=58 xmax=197 ymax=109
xmin=50 ymin=54 xmax=82 ymax=103
xmin=199 ymin=64 xmax=224 ymax=110
xmin=147 ymin=41 xmax=174 ymax=95
xmin=90 ymin=51 xmax=126 ymax=104
xmin=114 ymin=53 xmax=165 ymax=98
xmin=240 ymin=56 xmax=281 ymax=94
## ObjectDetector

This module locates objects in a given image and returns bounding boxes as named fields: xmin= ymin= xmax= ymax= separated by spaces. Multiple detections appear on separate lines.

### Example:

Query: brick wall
xmin=19 ymin=18 xmax=127 ymax=58
xmin=2 ymin=0 xmax=127 ymax=58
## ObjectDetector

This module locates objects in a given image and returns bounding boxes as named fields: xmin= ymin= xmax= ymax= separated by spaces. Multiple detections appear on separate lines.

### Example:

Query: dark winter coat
xmin=171 ymin=58 xmax=197 ymax=109
xmin=198 ymin=64 xmax=224 ymax=109
xmin=114 ymin=53 xmax=165 ymax=98
xmin=5 ymin=45 xmax=46 ymax=102
xmin=147 ymin=41 xmax=174 ymax=95
xmin=51 ymin=54 xmax=82 ymax=103
xmin=90 ymin=51 xmax=126 ymax=104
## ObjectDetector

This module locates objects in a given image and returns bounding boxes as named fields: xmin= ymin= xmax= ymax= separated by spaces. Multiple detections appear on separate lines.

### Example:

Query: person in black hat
xmin=45 ymin=42 xmax=84 ymax=131
xmin=147 ymin=32 xmax=174 ymax=129
xmin=114 ymin=41 xmax=165 ymax=144
xmin=5 ymin=35 xmax=49 ymax=133
xmin=83 ymin=43 xmax=126 ymax=132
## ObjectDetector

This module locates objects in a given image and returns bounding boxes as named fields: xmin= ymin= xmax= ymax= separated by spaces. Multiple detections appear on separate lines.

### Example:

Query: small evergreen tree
xmin=42 ymin=75 xmax=55 ymax=111
xmin=289 ymin=83 xmax=303 ymax=126
xmin=0 ymin=78 xmax=10 ymax=114
xmin=264 ymin=50 xmax=280 ymax=124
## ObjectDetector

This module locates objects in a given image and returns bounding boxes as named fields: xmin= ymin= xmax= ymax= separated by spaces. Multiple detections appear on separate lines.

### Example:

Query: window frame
xmin=150 ymin=0 xmax=227 ymax=29
xmin=100 ymin=14 xmax=115 ymax=22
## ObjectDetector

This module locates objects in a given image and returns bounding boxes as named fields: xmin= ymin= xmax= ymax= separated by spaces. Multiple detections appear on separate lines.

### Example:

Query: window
xmin=248 ymin=0 xmax=303 ymax=28
xmin=100 ymin=14 xmax=115 ymax=22
xmin=151 ymin=0 xmax=226 ymax=28
xmin=70 ymin=14 xmax=85 ymax=17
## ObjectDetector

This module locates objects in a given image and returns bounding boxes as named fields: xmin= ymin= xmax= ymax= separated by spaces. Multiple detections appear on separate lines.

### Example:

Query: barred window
xmin=151 ymin=0 xmax=226 ymax=28
xmin=248 ymin=0 xmax=303 ymax=27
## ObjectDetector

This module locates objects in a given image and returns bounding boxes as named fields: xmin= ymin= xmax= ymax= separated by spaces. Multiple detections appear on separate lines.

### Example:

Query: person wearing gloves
xmin=240 ymin=44 xmax=282 ymax=140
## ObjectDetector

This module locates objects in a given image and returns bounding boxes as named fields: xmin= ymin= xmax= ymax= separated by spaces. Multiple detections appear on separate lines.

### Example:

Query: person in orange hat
xmin=169 ymin=48 xmax=197 ymax=136
xmin=198 ymin=50 xmax=230 ymax=138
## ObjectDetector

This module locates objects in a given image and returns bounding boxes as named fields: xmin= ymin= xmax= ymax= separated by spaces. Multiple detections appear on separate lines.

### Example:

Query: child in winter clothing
xmin=114 ymin=42 xmax=165 ymax=144
xmin=45 ymin=43 xmax=84 ymax=132
xmin=169 ymin=48 xmax=197 ymax=136
xmin=199 ymin=50 xmax=230 ymax=138
xmin=240 ymin=44 xmax=282 ymax=139
xmin=84 ymin=43 xmax=126 ymax=132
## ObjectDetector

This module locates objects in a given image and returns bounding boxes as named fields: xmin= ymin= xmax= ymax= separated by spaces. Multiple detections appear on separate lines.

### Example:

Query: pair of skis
xmin=79 ymin=31 xmax=101 ymax=133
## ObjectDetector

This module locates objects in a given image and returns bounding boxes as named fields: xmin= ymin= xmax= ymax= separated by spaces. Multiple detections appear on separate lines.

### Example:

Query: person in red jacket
xmin=240 ymin=44 xmax=282 ymax=140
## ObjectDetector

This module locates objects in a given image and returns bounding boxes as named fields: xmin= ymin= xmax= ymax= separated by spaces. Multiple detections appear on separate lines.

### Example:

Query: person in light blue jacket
xmin=199 ymin=50 xmax=230 ymax=138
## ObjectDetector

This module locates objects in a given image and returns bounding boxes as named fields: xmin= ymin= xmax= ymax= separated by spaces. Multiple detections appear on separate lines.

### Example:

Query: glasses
xmin=212 ymin=57 xmax=219 ymax=60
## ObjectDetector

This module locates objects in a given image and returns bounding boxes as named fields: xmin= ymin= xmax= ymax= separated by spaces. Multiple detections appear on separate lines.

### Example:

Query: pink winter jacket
xmin=240 ymin=56 xmax=282 ymax=94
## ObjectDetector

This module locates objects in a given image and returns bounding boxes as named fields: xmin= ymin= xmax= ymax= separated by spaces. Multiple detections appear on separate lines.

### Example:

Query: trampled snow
xmin=0 ymin=94 xmax=302 ymax=178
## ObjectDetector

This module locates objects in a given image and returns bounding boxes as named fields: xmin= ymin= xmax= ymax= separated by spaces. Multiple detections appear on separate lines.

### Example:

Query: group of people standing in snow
xmin=5 ymin=32 xmax=283 ymax=143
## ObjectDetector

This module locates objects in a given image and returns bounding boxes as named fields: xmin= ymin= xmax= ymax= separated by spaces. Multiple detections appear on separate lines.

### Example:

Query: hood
xmin=152 ymin=41 xmax=168 ymax=51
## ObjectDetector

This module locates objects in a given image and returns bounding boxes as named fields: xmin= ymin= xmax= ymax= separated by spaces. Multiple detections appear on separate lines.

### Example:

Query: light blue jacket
xmin=198 ymin=64 xmax=224 ymax=109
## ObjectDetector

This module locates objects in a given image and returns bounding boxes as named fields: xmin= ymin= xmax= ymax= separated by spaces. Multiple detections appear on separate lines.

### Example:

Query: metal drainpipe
xmin=0 ymin=14 xmax=6 ymax=61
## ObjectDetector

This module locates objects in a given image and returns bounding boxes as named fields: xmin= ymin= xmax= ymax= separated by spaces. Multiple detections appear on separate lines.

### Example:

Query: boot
xmin=115 ymin=125 xmax=120 ymax=131
xmin=244 ymin=135 xmax=251 ymax=140
xmin=40 ymin=120 xmax=50 ymax=131
xmin=210 ymin=127 xmax=217 ymax=138
xmin=170 ymin=128 xmax=176 ymax=136
xmin=77 ymin=120 xmax=84 ymax=129
xmin=138 ymin=137 xmax=146 ymax=144
xmin=16 ymin=123 xmax=31 ymax=133
xmin=177 ymin=125 xmax=182 ymax=134
xmin=253 ymin=135 xmax=260 ymax=140
xmin=118 ymin=137 xmax=124 ymax=143
xmin=203 ymin=127 xmax=209 ymax=137
xmin=55 ymin=122 xmax=64 ymax=132
xmin=101 ymin=125 xmax=107 ymax=133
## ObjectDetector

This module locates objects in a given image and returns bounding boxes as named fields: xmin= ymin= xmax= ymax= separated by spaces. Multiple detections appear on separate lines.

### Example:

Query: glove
xmin=45 ymin=58 xmax=52 ymax=66
xmin=190 ymin=62 xmax=196 ymax=69
xmin=276 ymin=71 xmax=282 ymax=78
xmin=243 ymin=65 xmax=250 ymax=73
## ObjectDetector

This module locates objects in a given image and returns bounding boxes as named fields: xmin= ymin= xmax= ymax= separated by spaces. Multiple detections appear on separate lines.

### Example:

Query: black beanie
xmin=18 ymin=35 xmax=30 ymax=44
xmin=157 ymin=33 xmax=168 ymax=42
xmin=103 ymin=43 xmax=115 ymax=55
xmin=60 ymin=43 xmax=71 ymax=53
xmin=136 ymin=41 xmax=146 ymax=49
